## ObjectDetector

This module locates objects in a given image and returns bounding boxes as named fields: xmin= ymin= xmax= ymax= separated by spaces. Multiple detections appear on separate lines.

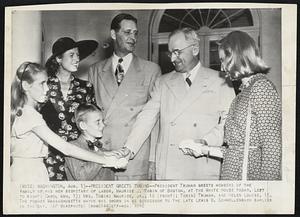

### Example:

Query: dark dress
xmin=40 ymin=75 xmax=96 ymax=181
xmin=221 ymin=73 xmax=281 ymax=180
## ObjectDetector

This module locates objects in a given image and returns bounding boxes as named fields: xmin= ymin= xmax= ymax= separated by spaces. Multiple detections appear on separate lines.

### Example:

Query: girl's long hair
xmin=11 ymin=62 xmax=45 ymax=129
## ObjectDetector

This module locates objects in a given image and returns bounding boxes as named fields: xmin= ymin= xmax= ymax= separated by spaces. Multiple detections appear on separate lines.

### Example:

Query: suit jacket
xmin=88 ymin=54 xmax=161 ymax=179
xmin=125 ymin=62 xmax=236 ymax=180
xmin=64 ymin=135 xmax=114 ymax=181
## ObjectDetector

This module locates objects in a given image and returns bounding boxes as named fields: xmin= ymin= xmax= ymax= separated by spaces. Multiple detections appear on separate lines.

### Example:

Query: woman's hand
xmin=102 ymin=150 xmax=124 ymax=159
xmin=102 ymin=155 xmax=128 ymax=169
xmin=109 ymin=147 xmax=132 ymax=161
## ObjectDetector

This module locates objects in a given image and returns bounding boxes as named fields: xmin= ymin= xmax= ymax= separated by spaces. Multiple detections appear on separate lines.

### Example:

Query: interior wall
xmin=42 ymin=10 xmax=152 ymax=79
xmin=260 ymin=9 xmax=282 ymax=96
xmin=42 ymin=9 xmax=281 ymax=95
xmin=12 ymin=11 xmax=42 ymax=76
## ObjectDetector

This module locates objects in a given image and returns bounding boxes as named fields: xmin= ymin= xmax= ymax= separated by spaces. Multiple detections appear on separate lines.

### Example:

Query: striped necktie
xmin=115 ymin=58 xmax=124 ymax=86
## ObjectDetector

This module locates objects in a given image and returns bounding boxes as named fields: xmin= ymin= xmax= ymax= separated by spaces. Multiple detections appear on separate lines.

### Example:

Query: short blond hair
xmin=218 ymin=31 xmax=270 ymax=80
xmin=74 ymin=103 xmax=102 ymax=131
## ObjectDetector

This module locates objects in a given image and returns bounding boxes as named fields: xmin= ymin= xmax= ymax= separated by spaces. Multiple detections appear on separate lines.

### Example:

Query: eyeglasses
xmin=167 ymin=44 xmax=196 ymax=58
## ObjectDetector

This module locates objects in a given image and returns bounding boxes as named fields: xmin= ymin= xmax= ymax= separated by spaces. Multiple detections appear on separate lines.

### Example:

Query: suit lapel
xmin=105 ymin=55 xmax=142 ymax=119
xmin=118 ymin=54 xmax=143 ymax=87
xmin=171 ymin=65 xmax=213 ymax=120
xmin=98 ymin=57 xmax=118 ymax=100
xmin=165 ymin=72 xmax=188 ymax=102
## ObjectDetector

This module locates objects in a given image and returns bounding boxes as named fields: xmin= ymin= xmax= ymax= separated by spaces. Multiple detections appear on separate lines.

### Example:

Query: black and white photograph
xmin=3 ymin=2 xmax=296 ymax=214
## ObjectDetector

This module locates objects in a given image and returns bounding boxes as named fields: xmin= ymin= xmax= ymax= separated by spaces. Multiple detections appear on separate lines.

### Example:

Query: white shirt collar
xmin=112 ymin=53 xmax=133 ymax=75
xmin=182 ymin=61 xmax=201 ymax=85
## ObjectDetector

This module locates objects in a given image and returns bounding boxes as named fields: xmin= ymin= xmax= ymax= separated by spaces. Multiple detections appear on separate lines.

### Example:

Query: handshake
xmin=101 ymin=147 xmax=133 ymax=169
xmin=179 ymin=139 xmax=209 ymax=157
xmin=178 ymin=139 xmax=223 ymax=159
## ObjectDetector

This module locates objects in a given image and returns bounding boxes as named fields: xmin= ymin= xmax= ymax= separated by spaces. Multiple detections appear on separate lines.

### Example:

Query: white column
xmin=260 ymin=9 xmax=281 ymax=97
xmin=12 ymin=11 xmax=42 ymax=75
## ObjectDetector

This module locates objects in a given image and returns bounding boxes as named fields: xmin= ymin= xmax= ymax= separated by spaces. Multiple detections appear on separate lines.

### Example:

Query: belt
xmin=227 ymin=145 xmax=258 ymax=150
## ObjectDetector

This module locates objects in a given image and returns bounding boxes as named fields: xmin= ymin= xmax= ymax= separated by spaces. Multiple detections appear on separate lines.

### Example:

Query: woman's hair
xmin=218 ymin=31 xmax=270 ymax=80
xmin=11 ymin=62 xmax=46 ymax=128
xmin=74 ymin=103 xmax=102 ymax=131
xmin=45 ymin=54 xmax=62 ymax=77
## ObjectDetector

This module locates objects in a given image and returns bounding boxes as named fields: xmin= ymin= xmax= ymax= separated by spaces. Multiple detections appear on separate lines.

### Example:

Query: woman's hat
xmin=46 ymin=37 xmax=98 ymax=65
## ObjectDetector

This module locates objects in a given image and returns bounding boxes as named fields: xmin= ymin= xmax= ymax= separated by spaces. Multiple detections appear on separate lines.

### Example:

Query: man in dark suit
xmin=88 ymin=13 xmax=161 ymax=180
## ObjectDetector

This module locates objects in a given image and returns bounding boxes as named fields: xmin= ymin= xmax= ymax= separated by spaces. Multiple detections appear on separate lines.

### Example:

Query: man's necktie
xmin=115 ymin=58 xmax=124 ymax=86
xmin=87 ymin=140 xmax=103 ymax=151
xmin=186 ymin=73 xmax=192 ymax=87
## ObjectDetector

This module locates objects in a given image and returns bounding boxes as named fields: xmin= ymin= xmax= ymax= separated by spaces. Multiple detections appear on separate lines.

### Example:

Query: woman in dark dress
xmin=41 ymin=37 xmax=98 ymax=181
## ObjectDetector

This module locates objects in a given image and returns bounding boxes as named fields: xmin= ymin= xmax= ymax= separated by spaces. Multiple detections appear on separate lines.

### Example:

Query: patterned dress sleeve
xmin=251 ymin=79 xmax=282 ymax=180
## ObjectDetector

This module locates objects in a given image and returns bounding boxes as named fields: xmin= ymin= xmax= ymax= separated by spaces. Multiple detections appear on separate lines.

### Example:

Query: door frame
xmin=149 ymin=9 xmax=261 ymax=67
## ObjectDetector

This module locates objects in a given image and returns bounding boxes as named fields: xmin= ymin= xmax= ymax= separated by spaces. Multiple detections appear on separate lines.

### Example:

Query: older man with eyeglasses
xmin=119 ymin=27 xmax=235 ymax=180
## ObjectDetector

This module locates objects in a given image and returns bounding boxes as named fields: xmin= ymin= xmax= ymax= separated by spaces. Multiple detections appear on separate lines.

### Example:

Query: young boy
xmin=65 ymin=104 xmax=116 ymax=180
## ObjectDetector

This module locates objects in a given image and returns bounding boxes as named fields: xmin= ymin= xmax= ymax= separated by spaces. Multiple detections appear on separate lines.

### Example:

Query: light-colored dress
xmin=11 ymin=105 xmax=49 ymax=182
xmin=221 ymin=73 xmax=281 ymax=180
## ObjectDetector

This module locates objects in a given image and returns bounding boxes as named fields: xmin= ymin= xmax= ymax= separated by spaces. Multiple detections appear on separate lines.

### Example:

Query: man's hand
xmin=102 ymin=155 xmax=128 ymax=169
xmin=148 ymin=161 xmax=156 ymax=180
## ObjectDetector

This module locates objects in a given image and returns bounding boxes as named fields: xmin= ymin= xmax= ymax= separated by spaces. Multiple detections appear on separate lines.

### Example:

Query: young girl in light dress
xmin=10 ymin=62 xmax=127 ymax=182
